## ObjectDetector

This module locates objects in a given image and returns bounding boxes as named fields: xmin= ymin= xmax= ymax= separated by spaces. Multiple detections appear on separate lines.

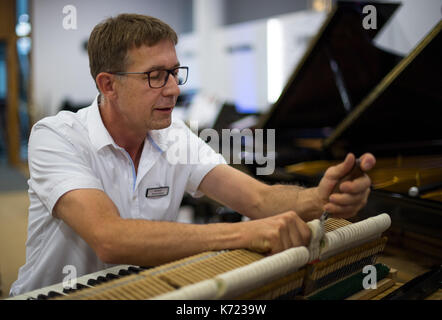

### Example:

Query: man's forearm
xmin=251 ymin=184 xmax=324 ymax=222
xmin=97 ymin=217 xmax=245 ymax=266
xmin=98 ymin=209 xmax=318 ymax=266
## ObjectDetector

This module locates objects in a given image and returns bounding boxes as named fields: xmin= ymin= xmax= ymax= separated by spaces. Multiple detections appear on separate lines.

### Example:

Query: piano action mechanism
xmin=9 ymin=214 xmax=396 ymax=300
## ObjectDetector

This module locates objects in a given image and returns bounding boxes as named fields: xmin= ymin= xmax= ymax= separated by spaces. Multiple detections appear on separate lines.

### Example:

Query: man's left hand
xmin=316 ymin=153 xmax=376 ymax=219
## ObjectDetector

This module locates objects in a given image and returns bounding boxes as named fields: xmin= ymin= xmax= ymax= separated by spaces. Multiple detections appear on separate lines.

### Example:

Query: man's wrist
xmin=204 ymin=222 xmax=244 ymax=251
xmin=298 ymin=187 xmax=325 ymax=221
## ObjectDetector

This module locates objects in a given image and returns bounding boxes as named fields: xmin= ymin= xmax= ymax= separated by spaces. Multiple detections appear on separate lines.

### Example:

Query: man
xmin=10 ymin=14 xmax=375 ymax=296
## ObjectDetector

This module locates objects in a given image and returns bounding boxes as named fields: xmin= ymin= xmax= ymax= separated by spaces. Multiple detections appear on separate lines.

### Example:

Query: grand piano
xmin=255 ymin=1 xmax=403 ymax=168
xmin=247 ymin=1 xmax=442 ymax=265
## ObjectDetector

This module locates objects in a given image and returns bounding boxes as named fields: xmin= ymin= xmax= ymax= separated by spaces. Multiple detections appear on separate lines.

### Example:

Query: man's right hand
xmin=238 ymin=211 xmax=312 ymax=255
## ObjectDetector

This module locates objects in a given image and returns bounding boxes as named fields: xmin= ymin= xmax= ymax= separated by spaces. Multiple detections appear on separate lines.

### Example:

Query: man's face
xmin=114 ymin=39 xmax=181 ymax=132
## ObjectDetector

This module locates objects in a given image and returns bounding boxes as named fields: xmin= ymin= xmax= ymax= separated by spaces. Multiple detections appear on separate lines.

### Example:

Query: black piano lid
xmin=323 ymin=20 xmax=442 ymax=157
xmin=258 ymin=1 xmax=402 ymax=132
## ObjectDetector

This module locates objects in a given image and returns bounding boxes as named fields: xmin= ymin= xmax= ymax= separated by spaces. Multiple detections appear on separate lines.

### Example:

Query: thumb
xmin=318 ymin=153 xmax=355 ymax=201
xmin=324 ymin=153 xmax=355 ymax=181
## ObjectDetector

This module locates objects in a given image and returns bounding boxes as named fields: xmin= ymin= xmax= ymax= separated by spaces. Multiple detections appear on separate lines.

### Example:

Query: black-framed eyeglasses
xmin=109 ymin=66 xmax=189 ymax=89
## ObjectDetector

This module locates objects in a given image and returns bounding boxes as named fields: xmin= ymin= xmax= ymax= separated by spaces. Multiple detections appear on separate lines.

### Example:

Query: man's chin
xmin=149 ymin=118 xmax=172 ymax=130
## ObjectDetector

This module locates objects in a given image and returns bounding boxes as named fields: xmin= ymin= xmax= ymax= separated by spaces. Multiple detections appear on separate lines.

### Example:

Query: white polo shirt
xmin=10 ymin=97 xmax=226 ymax=296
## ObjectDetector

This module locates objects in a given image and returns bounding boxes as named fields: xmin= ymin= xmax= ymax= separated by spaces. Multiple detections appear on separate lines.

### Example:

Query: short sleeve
xmin=184 ymin=128 xmax=227 ymax=198
xmin=28 ymin=123 xmax=104 ymax=215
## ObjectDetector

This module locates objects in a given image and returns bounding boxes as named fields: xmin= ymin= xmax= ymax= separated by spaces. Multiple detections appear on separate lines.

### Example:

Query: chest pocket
xmin=139 ymin=161 xmax=189 ymax=221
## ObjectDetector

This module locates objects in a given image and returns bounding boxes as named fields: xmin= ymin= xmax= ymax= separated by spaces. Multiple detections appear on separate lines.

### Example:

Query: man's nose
xmin=162 ymin=73 xmax=180 ymax=96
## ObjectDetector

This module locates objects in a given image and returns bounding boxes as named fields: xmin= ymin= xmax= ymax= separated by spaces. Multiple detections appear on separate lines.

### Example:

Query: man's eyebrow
xmin=145 ymin=62 xmax=181 ymax=72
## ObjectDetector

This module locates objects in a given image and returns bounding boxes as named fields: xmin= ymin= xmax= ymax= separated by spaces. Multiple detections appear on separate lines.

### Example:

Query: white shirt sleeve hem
xmin=186 ymin=162 xmax=226 ymax=198
xmin=46 ymin=178 xmax=104 ymax=215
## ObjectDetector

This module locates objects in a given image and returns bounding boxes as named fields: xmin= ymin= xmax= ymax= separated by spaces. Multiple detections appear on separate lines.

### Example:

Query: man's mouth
xmin=154 ymin=107 xmax=173 ymax=113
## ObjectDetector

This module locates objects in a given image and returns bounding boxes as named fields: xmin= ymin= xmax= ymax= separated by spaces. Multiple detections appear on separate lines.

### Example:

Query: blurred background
xmin=0 ymin=0 xmax=441 ymax=299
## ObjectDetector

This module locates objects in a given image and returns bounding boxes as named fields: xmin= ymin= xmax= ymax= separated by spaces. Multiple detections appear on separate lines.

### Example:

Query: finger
xmin=287 ymin=224 xmax=302 ymax=248
xmin=329 ymin=191 xmax=367 ymax=206
xmin=323 ymin=203 xmax=360 ymax=219
xmin=279 ymin=222 xmax=292 ymax=250
xmin=324 ymin=153 xmax=355 ymax=181
xmin=270 ymin=242 xmax=285 ymax=255
xmin=339 ymin=175 xmax=372 ymax=194
xmin=296 ymin=220 xmax=312 ymax=246
xmin=289 ymin=212 xmax=311 ymax=246
xmin=327 ymin=188 xmax=370 ymax=210
xmin=359 ymin=153 xmax=376 ymax=171
xmin=280 ymin=211 xmax=302 ymax=248
xmin=250 ymin=238 xmax=271 ymax=254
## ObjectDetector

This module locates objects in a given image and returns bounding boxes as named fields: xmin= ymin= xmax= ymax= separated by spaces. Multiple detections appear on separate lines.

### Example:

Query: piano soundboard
xmin=7 ymin=264 xmax=150 ymax=300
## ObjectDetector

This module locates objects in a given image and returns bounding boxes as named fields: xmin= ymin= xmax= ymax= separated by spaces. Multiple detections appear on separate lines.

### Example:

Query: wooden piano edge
xmin=346 ymin=268 xmax=397 ymax=300
xmin=348 ymin=266 xmax=442 ymax=300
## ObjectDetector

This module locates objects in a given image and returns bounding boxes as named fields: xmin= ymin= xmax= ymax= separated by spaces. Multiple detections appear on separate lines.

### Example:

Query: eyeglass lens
xmin=149 ymin=67 xmax=188 ymax=88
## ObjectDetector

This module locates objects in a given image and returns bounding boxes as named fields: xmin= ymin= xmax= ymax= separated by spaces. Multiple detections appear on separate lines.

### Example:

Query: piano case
xmin=261 ymin=8 xmax=442 ymax=262
xmin=254 ymin=0 xmax=403 ymax=170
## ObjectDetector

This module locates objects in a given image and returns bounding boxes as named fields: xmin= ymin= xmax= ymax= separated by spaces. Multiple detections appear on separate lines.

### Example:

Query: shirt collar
xmin=147 ymin=129 xmax=167 ymax=153
xmin=87 ymin=95 xmax=118 ymax=151
xmin=87 ymin=95 xmax=168 ymax=153
xmin=147 ymin=113 xmax=186 ymax=153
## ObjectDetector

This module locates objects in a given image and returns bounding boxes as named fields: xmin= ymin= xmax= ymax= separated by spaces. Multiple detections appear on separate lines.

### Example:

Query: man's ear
xmin=96 ymin=72 xmax=116 ymax=99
